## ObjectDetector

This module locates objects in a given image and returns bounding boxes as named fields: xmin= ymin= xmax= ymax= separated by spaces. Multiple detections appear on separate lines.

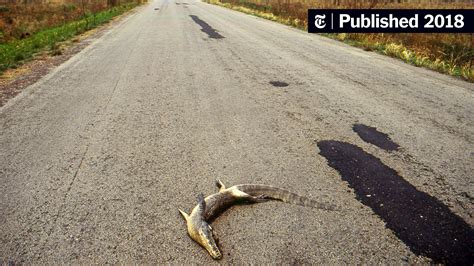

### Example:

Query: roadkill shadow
xmin=317 ymin=140 xmax=473 ymax=264
xmin=353 ymin=124 xmax=399 ymax=151
xmin=189 ymin=15 xmax=224 ymax=39
xmin=269 ymin=81 xmax=289 ymax=87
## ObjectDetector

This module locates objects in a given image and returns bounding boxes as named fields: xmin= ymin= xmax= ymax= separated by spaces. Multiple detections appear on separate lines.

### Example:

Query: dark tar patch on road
xmin=317 ymin=140 xmax=474 ymax=264
xmin=353 ymin=124 xmax=399 ymax=151
xmin=269 ymin=81 xmax=289 ymax=87
xmin=189 ymin=15 xmax=224 ymax=39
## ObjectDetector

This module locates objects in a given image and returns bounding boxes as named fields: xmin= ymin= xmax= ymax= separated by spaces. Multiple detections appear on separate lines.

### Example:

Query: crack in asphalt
xmin=47 ymin=145 xmax=89 ymax=237
xmin=45 ymin=26 xmax=141 ymax=241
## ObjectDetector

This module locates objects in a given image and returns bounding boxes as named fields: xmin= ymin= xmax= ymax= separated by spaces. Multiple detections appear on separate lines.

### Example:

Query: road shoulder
xmin=0 ymin=5 xmax=143 ymax=108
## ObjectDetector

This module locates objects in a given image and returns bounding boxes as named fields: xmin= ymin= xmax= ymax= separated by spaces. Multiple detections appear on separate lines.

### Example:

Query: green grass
xmin=0 ymin=3 xmax=138 ymax=73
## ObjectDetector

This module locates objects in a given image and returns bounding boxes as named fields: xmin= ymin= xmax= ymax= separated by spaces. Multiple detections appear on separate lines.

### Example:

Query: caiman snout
xmin=207 ymin=245 xmax=222 ymax=260
xmin=195 ymin=223 xmax=222 ymax=260
xmin=184 ymin=217 xmax=223 ymax=260
xmin=179 ymin=194 xmax=223 ymax=260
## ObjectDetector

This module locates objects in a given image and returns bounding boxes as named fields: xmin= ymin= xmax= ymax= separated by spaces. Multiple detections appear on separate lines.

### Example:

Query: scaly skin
xmin=178 ymin=180 xmax=336 ymax=260
xmin=179 ymin=193 xmax=222 ymax=259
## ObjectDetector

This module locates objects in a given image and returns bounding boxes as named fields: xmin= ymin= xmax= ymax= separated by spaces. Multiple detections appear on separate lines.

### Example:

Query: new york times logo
xmin=308 ymin=9 xmax=473 ymax=33
xmin=314 ymin=14 xmax=326 ymax=29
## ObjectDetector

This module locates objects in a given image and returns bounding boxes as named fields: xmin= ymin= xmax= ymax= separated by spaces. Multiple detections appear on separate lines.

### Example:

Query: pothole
xmin=269 ymin=81 xmax=289 ymax=87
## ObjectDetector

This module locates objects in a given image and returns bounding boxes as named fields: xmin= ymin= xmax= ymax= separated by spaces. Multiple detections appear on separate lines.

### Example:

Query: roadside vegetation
xmin=0 ymin=0 xmax=144 ymax=73
xmin=206 ymin=0 xmax=473 ymax=82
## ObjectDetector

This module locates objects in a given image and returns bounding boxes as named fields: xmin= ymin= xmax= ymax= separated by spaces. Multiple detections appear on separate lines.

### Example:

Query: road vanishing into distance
xmin=1 ymin=0 xmax=473 ymax=263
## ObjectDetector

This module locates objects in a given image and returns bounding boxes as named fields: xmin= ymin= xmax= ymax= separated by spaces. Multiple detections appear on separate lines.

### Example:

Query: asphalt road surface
xmin=1 ymin=0 xmax=473 ymax=263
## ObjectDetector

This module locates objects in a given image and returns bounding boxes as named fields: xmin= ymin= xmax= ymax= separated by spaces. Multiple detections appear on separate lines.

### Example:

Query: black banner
xmin=308 ymin=9 xmax=474 ymax=33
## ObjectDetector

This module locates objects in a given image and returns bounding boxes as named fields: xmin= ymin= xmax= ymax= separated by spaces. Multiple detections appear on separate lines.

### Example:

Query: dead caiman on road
xmin=178 ymin=180 xmax=336 ymax=259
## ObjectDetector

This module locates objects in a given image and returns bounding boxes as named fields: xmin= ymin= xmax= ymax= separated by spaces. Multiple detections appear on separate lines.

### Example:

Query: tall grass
xmin=0 ymin=2 xmax=140 ymax=72
xmin=0 ymin=0 xmax=145 ymax=43
xmin=207 ymin=0 xmax=473 ymax=81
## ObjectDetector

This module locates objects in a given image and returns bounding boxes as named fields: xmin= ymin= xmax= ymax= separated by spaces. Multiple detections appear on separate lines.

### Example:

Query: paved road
xmin=1 ymin=0 xmax=473 ymax=263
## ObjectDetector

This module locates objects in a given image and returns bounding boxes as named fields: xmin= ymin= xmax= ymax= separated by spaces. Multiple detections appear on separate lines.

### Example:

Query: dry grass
xmin=0 ymin=0 xmax=145 ymax=44
xmin=208 ymin=0 xmax=473 ymax=81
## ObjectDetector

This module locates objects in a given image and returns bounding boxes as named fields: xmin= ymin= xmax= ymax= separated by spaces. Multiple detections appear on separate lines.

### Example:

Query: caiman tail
xmin=235 ymin=184 xmax=336 ymax=211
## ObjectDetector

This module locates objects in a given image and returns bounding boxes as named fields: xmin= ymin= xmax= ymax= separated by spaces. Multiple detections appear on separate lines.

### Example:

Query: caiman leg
xmin=216 ymin=179 xmax=270 ymax=203
xmin=216 ymin=179 xmax=226 ymax=192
